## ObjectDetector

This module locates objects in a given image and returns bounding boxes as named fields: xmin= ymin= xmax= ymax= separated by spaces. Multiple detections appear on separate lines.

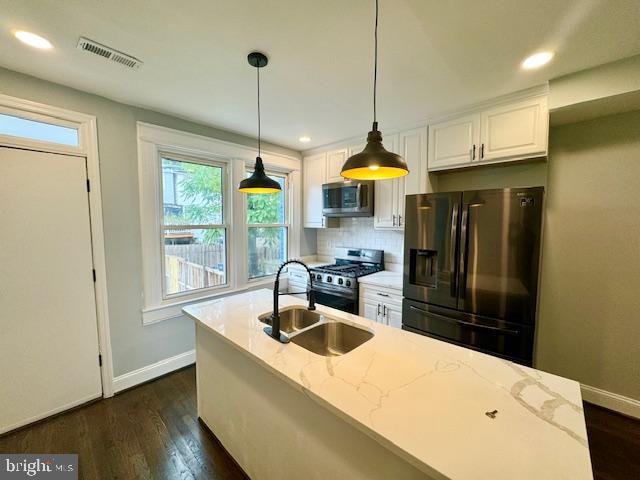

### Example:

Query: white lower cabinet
xmin=359 ymin=284 xmax=403 ymax=329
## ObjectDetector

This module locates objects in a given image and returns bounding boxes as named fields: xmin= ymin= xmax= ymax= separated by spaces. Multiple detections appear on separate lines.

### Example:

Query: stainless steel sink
xmin=290 ymin=321 xmax=373 ymax=357
xmin=258 ymin=306 xmax=322 ymax=334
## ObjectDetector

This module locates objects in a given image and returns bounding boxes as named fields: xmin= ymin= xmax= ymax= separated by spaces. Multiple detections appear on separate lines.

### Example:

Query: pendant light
xmin=238 ymin=52 xmax=282 ymax=194
xmin=341 ymin=0 xmax=409 ymax=180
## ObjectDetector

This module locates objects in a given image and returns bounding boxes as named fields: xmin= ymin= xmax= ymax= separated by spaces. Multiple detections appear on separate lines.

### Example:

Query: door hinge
xmin=92 ymin=269 xmax=97 ymax=282
xmin=86 ymin=179 xmax=91 ymax=192
xmin=98 ymin=354 xmax=102 ymax=367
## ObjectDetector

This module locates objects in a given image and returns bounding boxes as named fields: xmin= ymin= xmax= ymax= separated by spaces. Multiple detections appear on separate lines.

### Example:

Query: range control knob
xmin=337 ymin=278 xmax=344 ymax=285
xmin=345 ymin=280 xmax=351 ymax=287
xmin=316 ymin=274 xmax=322 ymax=281
xmin=326 ymin=276 xmax=333 ymax=283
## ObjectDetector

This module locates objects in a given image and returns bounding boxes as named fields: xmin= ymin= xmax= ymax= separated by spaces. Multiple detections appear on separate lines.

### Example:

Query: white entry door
xmin=0 ymin=146 xmax=102 ymax=434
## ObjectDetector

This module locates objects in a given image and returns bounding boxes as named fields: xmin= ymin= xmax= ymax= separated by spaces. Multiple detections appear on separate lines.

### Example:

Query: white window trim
xmin=137 ymin=122 xmax=301 ymax=324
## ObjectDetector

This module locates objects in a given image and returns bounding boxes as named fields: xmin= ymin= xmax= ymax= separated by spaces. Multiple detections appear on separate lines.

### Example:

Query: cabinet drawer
xmin=361 ymin=285 xmax=403 ymax=305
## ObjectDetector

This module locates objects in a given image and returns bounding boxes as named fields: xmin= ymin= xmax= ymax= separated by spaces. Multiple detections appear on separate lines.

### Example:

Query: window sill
xmin=142 ymin=286 xmax=249 ymax=325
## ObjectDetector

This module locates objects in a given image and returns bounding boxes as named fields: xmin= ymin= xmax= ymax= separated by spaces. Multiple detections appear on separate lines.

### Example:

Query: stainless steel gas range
xmin=310 ymin=247 xmax=384 ymax=314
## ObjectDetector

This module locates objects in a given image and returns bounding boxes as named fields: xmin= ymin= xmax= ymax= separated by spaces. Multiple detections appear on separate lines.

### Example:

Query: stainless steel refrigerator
xmin=402 ymin=187 xmax=544 ymax=365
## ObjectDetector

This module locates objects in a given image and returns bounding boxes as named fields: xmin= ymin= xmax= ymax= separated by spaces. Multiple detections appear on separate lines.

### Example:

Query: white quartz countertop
xmin=183 ymin=290 xmax=592 ymax=480
xmin=358 ymin=270 xmax=403 ymax=290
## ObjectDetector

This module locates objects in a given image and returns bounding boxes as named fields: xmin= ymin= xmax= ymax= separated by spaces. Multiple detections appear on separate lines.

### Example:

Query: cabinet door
xmin=479 ymin=96 xmax=548 ymax=162
xmin=373 ymin=135 xmax=401 ymax=230
xmin=398 ymin=127 xmax=427 ymax=196
xmin=326 ymin=148 xmax=348 ymax=183
xmin=303 ymin=153 xmax=326 ymax=228
xmin=428 ymin=113 xmax=480 ymax=170
xmin=374 ymin=179 xmax=397 ymax=229
xmin=348 ymin=142 xmax=366 ymax=157
xmin=384 ymin=302 xmax=403 ymax=329
xmin=361 ymin=299 xmax=380 ymax=322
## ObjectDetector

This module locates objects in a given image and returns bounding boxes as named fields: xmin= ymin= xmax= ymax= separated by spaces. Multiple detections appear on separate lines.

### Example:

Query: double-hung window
xmin=246 ymin=172 xmax=288 ymax=279
xmin=160 ymin=154 xmax=228 ymax=297
xmin=138 ymin=122 xmax=300 ymax=324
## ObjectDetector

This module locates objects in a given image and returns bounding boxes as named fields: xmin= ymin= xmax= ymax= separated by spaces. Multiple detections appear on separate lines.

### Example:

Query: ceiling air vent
xmin=76 ymin=37 xmax=143 ymax=70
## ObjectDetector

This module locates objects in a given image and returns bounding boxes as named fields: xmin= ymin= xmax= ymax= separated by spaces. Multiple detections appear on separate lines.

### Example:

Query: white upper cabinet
xmin=326 ymin=148 xmax=347 ymax=183
xmin=303 ymin=152 xmax=339 ymax=229
xmin=427 ymin=92 xmax=548 ymax=172
xmin=428 ymin=113 xmax=480 ymax=170
xmin=374 ymin=178 xmax=397 ymax=229
xmin=479 ymin=96 xmax=548 ymax=161
xmin=304 ymin=126 xmax=431 ymax=231
xmin=303 ymin=153 xmax=327 ymax=228
xmin=373 ymin=134 xmax=402 ymax=230
xmin=374 ymin=129 xmax=428 ymax=230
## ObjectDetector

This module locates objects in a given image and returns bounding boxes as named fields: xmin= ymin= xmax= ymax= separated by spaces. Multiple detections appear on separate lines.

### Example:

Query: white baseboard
xmin=581 ymin=384 xmax=640 ymax=420
xmin=112 ymin=349 xmax=195 ymax=393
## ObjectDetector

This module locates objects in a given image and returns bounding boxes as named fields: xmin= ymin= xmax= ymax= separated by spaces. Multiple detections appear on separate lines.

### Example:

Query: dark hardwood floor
xmin=0 ymin=367 xmax=245 ymax=480
xmin=584 ymin=402 xmax=640 ymax=480
xmin=1 ymin=366 xmax=638 ymax=480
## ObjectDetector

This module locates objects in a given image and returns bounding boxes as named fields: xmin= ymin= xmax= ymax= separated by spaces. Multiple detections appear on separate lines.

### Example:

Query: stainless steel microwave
xmin=322 ymin=181 xmax=374 ymax=217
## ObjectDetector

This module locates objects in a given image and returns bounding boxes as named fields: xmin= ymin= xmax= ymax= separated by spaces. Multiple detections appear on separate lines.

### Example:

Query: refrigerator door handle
xmin=458 ymin=205 xmax=469 ymax=299
xmin=449 ymin=204 xmax=459 ymax=297
xmin=408 ymin=305 xmax=520 ymax=336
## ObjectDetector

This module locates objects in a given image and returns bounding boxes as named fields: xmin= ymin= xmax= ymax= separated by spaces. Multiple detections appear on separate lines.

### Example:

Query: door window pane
xmin=164 ymin=228 xmax=226 ymax=295
xmin=162 ymin=158 xmax=223 ymax=225
xmin=248 ymin=226 xmax=287 ymax=278
xmin=0 ymin=113 xmax=79 ymax=146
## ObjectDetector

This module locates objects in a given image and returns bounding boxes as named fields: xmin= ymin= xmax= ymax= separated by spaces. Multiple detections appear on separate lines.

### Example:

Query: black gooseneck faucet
xmin=265 ymin=260 xmax=316 ymax=343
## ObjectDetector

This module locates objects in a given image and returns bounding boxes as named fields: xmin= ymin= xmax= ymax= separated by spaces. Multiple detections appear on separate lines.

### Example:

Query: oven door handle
xmin=408 ymin=305 xmax=520 ymax=336
xmin=356 ymin=183 xmax=362 ymax=208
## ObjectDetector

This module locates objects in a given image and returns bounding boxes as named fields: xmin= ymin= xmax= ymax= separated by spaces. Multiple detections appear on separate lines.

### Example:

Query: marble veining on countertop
xmin=183 ymin=289 xmax=593 ymax=480
xmin=358 ymin=270 xmax=403 ymax=290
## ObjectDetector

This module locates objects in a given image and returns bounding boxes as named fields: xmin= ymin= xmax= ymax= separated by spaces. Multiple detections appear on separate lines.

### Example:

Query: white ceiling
xmin=1 ymin=0 xmax=639 ymax=150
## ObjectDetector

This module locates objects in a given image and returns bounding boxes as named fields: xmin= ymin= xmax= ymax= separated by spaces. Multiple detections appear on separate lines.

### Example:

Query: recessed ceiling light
xmin=14 ymin=30 xmax=53 ymax=50
xmin=298 ymin=136 xmax=311 ymax=143
xmin=521 ymin=51 xmax=554 ymax=70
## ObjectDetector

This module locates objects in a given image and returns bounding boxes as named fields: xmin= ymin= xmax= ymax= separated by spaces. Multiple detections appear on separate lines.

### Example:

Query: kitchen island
xmin=183 ymin=289 xmax=592 ymax=480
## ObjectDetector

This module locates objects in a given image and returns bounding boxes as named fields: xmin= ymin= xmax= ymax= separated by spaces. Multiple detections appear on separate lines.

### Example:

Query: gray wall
xmin=0 ymin=66 xmax=313 ymax=377
xmin=536 ymin=110 xmax=640 ymax=400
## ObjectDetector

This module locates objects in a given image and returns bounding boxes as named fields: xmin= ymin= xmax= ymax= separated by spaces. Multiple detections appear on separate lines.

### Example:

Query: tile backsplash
xmin=316 ymin=218 xmax=404 ymax=266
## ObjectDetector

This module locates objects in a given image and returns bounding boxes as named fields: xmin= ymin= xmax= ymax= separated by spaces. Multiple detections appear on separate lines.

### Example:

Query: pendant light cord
xmin=257 ymin=64 xmax=261 ymax=158
xmin=373 ymin=0 xmax=378 ymax=125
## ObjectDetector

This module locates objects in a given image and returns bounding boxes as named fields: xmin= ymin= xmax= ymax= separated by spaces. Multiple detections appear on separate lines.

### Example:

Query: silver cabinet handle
xmin=377 ymin=303 xmax=381 ymax=316
xmin=383 ymin=305 xmax=387 ymax=318
xmin=398 ymin=214 xmax=402 ymax=226
xmin=392 ymin=214 xmax=396 ymax=226
xmin=322 ymin=217 xmax=325 ymax=227
xmin=377 ymin=292 xmax=390 ymax=297
xmin=480 ymin=143 xmax=485 ymax=159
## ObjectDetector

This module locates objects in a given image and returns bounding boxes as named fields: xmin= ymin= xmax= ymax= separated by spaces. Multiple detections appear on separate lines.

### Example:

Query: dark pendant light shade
xmin=341 ymin=0 xmax=409 ymax=180
xmin=238 ymin=52 xmax=281 ymax=194
xmin=341 ymin=121 xmax=408 ymax=180
xmin=238 ymin=157 xmax=281 ymax=193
